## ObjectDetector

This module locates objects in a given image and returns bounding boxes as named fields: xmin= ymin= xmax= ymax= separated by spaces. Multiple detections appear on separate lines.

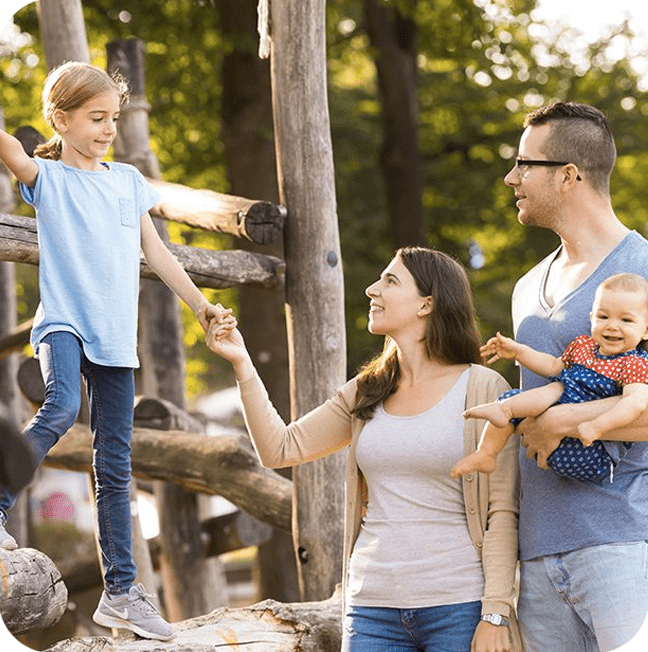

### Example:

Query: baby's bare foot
xmin=463 ymin=402 xmax=511 ymax=429
xmin=450 ymin=450 xmax=497 ymax=477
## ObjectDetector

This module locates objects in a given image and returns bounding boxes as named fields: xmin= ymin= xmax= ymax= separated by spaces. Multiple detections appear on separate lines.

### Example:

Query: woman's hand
xmin=206 ymin=317 xmax=255 ymax=381
xmin=471 ymin=621 xmax=511 ymax=652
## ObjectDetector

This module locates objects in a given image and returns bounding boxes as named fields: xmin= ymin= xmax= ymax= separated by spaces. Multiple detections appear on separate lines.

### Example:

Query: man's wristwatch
xmin=480 ymin=613 xmax=509 ymax=627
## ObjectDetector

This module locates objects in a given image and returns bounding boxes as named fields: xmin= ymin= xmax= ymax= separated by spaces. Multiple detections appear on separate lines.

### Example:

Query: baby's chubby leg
xmin=450 ymin=421 xmax=514 ymax=477
xmin=463 ymin=401 xmax=513 ymax=429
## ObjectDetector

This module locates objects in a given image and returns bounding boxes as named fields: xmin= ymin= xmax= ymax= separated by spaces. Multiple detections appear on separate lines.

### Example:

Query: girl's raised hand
xmin=480 ymin=332 xmax=519 ymax=365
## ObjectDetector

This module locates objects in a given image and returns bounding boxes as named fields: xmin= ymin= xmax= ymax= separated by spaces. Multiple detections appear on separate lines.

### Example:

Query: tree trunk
xmin=269 ymin=0 xmax=346 ymax=601
xmin=107 ymin=38 xmax=225 ymax=621
xmin=0 ymin=548 xmax=68 ymax=634
xmin=363 ymin=0 xmax=425 ymax=248
xmin=44 ymin=591 xmax=342 ymax=652
xmin=37 ymin=0 xmax=89 ymax=69
xmin=216 ymin=0 xmax=298 ymax=604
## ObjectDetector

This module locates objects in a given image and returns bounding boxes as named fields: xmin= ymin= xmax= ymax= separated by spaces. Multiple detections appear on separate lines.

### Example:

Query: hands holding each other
xmin=205 ymin=307 xmax=254 ymax=381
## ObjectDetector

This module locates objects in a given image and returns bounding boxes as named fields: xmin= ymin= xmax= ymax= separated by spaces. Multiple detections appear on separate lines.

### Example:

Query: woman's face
xmin=365 ymin=256 xmax=430 ymax=337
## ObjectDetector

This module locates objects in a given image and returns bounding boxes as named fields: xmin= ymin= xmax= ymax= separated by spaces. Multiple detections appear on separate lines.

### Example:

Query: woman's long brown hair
xmin=352 ymin=247 xmax=482 ymax=420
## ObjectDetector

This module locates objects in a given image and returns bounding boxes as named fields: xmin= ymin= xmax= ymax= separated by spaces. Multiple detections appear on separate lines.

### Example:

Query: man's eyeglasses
xmin=515 ymin=159 xmax=582 ymax=181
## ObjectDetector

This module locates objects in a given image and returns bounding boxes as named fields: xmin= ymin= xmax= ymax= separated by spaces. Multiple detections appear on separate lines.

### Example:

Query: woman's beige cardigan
xmin=238 ymin=363 xmax=522 ymax=650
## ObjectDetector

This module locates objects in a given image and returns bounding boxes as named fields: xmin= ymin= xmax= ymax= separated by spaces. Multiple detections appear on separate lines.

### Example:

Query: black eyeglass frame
xmin=515 ymin=159 xmax=582 ymax=181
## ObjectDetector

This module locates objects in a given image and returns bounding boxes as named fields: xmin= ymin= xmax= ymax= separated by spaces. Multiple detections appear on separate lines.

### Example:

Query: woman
xmin=208 ymin=247 xmax=521 ymax=652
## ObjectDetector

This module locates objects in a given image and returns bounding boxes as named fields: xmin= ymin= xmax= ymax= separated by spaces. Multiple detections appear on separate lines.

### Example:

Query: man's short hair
xmin=524 ymin=102 xmax=616 ymax=195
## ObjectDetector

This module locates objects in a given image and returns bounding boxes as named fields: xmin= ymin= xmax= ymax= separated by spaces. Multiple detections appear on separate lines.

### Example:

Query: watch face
xmin=483 ymin=614 xmax=506 ymax=626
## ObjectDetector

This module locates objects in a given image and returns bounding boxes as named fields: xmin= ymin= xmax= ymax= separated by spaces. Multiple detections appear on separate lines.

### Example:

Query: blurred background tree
xmin=3 ymin=0 xmax=648 ymax=391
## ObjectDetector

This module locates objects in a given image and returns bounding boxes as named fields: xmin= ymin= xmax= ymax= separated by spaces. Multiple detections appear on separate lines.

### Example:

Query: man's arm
xmin=518 ymin=396 xmax=648 ymax=468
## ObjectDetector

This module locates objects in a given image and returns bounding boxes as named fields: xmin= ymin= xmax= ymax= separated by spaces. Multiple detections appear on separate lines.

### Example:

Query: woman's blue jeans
xmin=0 ymin=331 xmax=136 ymax=594
xmin=342 ymin=601 xmax=482 ymax=651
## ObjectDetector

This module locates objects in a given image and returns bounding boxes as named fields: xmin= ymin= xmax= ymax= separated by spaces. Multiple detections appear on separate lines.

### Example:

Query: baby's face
xmin=590 ymin=288 xmax=648 ymax=356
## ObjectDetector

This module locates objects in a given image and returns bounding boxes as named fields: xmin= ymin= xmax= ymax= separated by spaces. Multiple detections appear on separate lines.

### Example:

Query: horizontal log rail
xmin=11 ymin=126 xmax=286 ymax=245
xmin=0 ymin=213 xmax=285 ymax=289
xmin=148 ymin=178 xmax=286 ymax=245
xmin=44 ymin=423 xmax=292 ymax=532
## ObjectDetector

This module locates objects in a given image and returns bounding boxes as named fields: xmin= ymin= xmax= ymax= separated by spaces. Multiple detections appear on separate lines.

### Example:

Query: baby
xmin=451 ymin=273 xmax=648 ymax=481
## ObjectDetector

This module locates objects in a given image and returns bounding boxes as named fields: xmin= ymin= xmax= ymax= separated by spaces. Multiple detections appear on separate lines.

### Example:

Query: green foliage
xmin=5 ymin=0 xmax=648 ymax=392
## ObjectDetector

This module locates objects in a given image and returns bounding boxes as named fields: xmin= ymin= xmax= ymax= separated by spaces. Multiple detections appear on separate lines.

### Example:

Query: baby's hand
xmin=480 ymin=332 xmax=519 ymax=364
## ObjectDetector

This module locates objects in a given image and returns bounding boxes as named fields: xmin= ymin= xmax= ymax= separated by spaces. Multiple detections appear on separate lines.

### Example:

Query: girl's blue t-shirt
xmin=20 ymin=158 xmax=161 ymax=368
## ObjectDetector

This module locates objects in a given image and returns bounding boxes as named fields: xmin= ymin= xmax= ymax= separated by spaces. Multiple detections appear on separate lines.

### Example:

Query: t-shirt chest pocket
xmin=119 ymin=197 xmax=136 ymax=228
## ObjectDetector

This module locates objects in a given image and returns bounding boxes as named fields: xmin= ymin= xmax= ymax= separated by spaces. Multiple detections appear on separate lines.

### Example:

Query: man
xmin=506 ymin=101 xmax=648 ymax=652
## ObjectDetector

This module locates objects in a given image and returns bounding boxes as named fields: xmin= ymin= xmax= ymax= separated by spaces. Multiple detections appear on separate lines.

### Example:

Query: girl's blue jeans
xmin=0 ymin=331 xmax=136 ymax=594
xmin=342 ymin=601 xmax=482 ymax=651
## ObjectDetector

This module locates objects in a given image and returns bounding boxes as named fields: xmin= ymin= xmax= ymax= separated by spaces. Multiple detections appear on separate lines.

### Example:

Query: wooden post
xmin=268 ymin=0 xmax=346 ymax=600
xmin=107 ymin=38 xmax=226 ymax=621
xmin=36 ymin=0 xmax=89 ymax=69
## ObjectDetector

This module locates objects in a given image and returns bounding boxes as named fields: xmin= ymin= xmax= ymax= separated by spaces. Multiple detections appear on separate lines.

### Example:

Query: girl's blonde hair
xmin=35 ymin=61 xmax=129 ymax=160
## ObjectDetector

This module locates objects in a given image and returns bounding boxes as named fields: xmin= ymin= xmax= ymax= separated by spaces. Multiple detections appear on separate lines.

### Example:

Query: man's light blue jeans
xmin=519 ymin=542 xmax=648 ymax=652
xmin=0 ymin=331 xmax=136 ymax=594
xmin=342 ymin=601 xmax=482 ymax=651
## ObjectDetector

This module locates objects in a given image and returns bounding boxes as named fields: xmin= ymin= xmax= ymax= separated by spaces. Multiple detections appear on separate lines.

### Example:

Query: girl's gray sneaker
xmin=0 ymin=520 xmax=17 ymax=550
xmin=92 ymin=583 xmax=174 ymax=640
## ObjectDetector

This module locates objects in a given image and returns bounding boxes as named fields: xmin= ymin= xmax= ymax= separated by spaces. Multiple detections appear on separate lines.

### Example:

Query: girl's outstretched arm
xmin=140 ymin=211 xmax=232 ymax=330
xmin=0 ymin=130 xmax=38 ymax=187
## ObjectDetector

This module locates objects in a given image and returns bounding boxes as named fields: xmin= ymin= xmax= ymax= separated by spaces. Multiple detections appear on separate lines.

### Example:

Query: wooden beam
xmin=149 ymin=178 xmax=286 ymax=245
xmin=44 ymin=423 xmax=292 ymax=532
xmin=0 ymin=213 xmax=285 ymax=289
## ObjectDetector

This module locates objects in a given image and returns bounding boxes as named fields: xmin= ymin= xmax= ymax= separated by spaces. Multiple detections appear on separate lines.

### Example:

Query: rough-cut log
xmin=0 ymin=319 xmax=32 ymax=360
xmin=134 ymin=396 xmax=206 ymax=433
xmin=58 ymin=511 xmax=273 ymax=595
xmin=44 ymin=591 xmax=342 ymax=652
xmin=44 ymin=424 xmax=292 ymax=532
xmin=0 ymin=213 xmax=285 ymax=289
xmin=0 ymin=548 xmax=68 ymax=634
xmin=149 ymin=178 xmax=286 ymax=245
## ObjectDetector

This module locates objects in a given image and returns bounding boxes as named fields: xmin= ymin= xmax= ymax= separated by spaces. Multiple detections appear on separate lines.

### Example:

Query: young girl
xmin=208 ymin=247 xmax=522 ymax=652
xmin=451 ymin=273 xmax=648 ymax=482
xmin=0 ymin=61 xmax=230 ymax=640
